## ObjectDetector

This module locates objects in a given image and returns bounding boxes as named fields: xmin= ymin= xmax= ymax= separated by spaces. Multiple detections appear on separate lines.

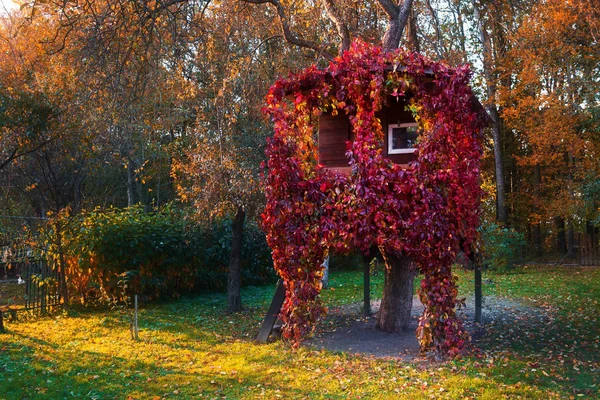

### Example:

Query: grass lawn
xmin=0 ymin=264 xmax=598 ymax=399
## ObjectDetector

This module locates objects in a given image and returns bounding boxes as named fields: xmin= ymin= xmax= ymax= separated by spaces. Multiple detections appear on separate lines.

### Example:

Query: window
xmin=388 ymin=123 xmax=419 ymax=154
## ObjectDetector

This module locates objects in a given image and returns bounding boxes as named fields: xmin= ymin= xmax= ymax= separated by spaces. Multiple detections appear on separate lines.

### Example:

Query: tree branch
xmin=425 ymin=0 xmax=446 ymax=57
xmin=0 ymin=139 xmax=54 ymax=171
xmin=321 ymin=0 xmax=350 ymax=54
xmin=0 ymin=148 xmax=19 ymax=171
xmin=241 ymin=0 xmax=335 ymax=60
xmin=375 ymin=0 xmax=398 ymax=18
xmin=406 ymin=4 xmax=419 ymax=53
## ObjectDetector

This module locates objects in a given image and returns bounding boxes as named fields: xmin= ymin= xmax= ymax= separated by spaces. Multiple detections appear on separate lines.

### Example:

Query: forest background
xmin=0 ymin=0 xmax=599 ymax=306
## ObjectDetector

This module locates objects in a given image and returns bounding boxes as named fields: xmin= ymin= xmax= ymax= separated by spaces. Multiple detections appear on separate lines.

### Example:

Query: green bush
xmin=191 ymin=218 xmax=275 ymax=290
xmin=43 ymin=205 xmax=274 ymax=305
xmin=583 ymin=178 xmax=600 ymax=226
xmin=480 ymin=222 xmax=526 ymax=271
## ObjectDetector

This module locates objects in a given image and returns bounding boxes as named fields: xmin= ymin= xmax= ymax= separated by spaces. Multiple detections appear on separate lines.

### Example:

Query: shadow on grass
xmin=0 ymin=329 xmax=328 ymax=399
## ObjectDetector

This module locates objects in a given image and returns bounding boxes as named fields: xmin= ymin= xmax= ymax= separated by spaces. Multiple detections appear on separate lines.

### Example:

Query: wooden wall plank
xmin=318 ymin=96 xmax=419 ymax=169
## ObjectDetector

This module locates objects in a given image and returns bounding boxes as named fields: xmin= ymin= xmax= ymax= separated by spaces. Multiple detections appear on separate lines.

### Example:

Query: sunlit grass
xmin=0 ymin=265 xmax=598 ymax=399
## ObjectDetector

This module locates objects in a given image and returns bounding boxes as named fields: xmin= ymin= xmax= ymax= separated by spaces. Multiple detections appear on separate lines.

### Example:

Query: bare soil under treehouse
xmin=307 ymin=295 xmax=544 ymax=360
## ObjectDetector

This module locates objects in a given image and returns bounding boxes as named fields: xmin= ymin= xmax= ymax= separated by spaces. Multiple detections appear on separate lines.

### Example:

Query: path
xmin=307 ymin=295 xmax=540 ymax=359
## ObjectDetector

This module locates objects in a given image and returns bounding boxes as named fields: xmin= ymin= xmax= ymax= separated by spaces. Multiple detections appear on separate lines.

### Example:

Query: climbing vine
xmin=262 ymin=41 xmax=485 ymax=356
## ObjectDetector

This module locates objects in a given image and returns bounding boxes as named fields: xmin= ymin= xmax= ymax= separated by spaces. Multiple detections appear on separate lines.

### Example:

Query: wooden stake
xmin=134 ymin=295 xmax=139 ymax=340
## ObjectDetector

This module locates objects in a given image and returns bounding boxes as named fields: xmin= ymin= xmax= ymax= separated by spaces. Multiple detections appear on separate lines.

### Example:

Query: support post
xmin=363 ymin=255 xmax=371 ymax=317
xmin=474 ymin=266 xmax=482 ymax=324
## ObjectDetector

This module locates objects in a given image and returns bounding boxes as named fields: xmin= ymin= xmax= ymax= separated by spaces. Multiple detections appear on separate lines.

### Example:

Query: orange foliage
xmin=498 ymin=0 xmax=600 ymax=225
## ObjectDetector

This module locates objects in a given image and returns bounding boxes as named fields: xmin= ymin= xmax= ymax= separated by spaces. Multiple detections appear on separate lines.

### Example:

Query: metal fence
xmin=580 ymin=232 xmax=600 ymax=266
xmin=1 ymin=246 xmax=62 ymax=316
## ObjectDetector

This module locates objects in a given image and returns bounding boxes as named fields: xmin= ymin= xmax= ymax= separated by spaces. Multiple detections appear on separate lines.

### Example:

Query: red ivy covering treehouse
xmin=261 ymin=40 xmax=485 ymax=356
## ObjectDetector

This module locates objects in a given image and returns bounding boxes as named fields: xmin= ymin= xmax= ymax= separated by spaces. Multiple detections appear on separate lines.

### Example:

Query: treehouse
xmin=318 ymin=75 xmax=487 ymax=174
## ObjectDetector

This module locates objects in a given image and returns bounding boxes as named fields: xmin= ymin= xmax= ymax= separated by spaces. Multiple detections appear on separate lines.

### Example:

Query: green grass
xmin=0 ymin=265 xmax=598 ymax=399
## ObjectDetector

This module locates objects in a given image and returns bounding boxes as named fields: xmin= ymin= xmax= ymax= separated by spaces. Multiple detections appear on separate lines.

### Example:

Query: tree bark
xmin=406 ymin=5 xmax=420 ymax=53
xmin=565 ymin=152 xmax=576 ymax=259
xmin=322 ymin=0 xmax=350 ymax=54
xmin=376 ymin=254 xmax=414 ymax=332
xmin=371 ymin=0 xmax=416 ymax=335
xmin=126 ymin=158 xmax=135 ymax=207
xmin=0 ymin=308 xmax=5 ymax=333
xmin=227 ymin=206 xmax=246 ymax=313
xmin=379 ymin=0 xmax=414 ymax=51
xmin=425 ymin=0 xmax=446 ymax=57
xmin=321 ymin=255 xmax=329 ymax=289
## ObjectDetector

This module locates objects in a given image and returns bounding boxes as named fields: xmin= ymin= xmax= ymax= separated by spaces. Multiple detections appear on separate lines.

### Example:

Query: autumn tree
xmin=498 ymin=0 xmax=600 ymax=254
xmin=470 ymin=0 xmax=520 ymax=226
xmin=0 ymin=10 xmax=86 ymax=215
xmin=0 ymin=14 xmax=58 ymax=174
xmin=171 ymin=2 xmax=291 ymax=312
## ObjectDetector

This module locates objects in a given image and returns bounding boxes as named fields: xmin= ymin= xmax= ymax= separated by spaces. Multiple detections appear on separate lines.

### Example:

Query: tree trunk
xmin=376 ymin=254 xmax=414 ymax=332
xmin=380 ymin=0 xmax=414 ymax=51
xmin=126 ymin=158 xmax=135 ymax=207
xmin=406 ymin=5 xmax=420 ymax=53
xmin=532 ymin=223 xmax=542 ymax=257
xmin=567 ymin=221 xmax=576 ymax=258
xmin=322 ymin=0 xmax=350 ymax=54
xmin=474 ymin=4 xmax=508 ymax=225
xmin=227 ymin=206 xmax=245 ymax=313
xmin=555 ymin=217 xmax=567 ymax=254
xmin=532 ymin=164 xmax=542 ymax=256
xmin=321 ymin=255 xmax=329 ymax=289
xmin=0 ymin=308 xmax=5 ymax=333
xmin=565 ymin=152 xmax=576 ymax=259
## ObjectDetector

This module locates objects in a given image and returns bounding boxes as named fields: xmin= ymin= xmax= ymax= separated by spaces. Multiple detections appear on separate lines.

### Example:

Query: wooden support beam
xmin=256 ymin=280 xmax=286 ymax=343
xmin=363 ymin=256 xmax=371 ymax=317
xmin=475 ymin=266 xmax=482 ymax=324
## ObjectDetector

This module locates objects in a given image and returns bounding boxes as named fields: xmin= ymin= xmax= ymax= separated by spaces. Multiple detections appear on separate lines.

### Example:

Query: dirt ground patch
xmin=306 ymin=295 xmax=542 ymax=360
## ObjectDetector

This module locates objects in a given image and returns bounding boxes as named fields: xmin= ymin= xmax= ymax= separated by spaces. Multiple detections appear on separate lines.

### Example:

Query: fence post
xmin=54 ymin=219 xmax=69 ymax=309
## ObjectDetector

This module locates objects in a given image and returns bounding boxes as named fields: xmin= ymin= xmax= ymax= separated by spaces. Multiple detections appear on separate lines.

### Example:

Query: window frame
xmin=387 ymin=122 xmax=419 ymax=155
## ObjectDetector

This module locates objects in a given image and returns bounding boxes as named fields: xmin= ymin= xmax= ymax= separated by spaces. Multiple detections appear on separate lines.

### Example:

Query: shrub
xmin=190 ymin=218 xmax=275 ymax=290
xmin=480 ymin=222 xmax=526 ymax=271
xmin=43 ymin=205 xmax=273 ymax=305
